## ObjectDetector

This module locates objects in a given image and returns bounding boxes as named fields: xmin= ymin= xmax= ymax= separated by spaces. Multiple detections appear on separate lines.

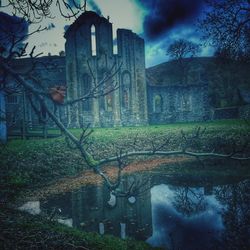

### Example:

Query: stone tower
xmin=64 ymin=11 xmax=148 ymax=127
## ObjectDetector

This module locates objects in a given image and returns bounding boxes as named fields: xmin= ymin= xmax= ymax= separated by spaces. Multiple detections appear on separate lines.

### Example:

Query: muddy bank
xmin=17 ymin=156 xmax=192 ymax=202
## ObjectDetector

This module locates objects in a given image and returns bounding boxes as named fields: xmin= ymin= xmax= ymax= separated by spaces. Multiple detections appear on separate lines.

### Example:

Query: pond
xmin=19 ymin=165 xmax=250 ymax=250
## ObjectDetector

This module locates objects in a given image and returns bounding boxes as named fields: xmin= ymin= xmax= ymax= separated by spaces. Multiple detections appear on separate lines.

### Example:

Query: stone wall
xmin=211 ymin=107 xmax=239 ymax=120
xmin=117 ymin=29 xmax=148 ymax=126
xmin=147 ymin=83 xmax=209 ymax=124
xmin=209 ymin=105 xmax=250 ymax=120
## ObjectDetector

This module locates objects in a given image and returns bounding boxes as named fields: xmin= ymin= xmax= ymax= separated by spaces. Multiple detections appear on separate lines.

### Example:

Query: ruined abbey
xmin=65 ymin=11 xmax=148 ymax=127
xmin=4 ymin=11 xmax=210 ymax=131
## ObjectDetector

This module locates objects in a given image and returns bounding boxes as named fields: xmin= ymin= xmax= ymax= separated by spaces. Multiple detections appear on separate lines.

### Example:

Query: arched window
xmin=106 ymin=93 xmax=113 ymax=112
xmin=91 ymin=24 xmax=97 ymax=56
xmin=153 ymin=94 xmax=163 ymax=113
xmin=121 ymin=72 xmax=131 ymax=110
xmin=181 ymin=93 xmax=191 ymax=111
xmin=99 ymin=85 xmax=113 ymax=112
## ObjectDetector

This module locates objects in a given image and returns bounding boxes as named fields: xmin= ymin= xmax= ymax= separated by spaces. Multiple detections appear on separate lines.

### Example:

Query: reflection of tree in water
xmin=172 ymin=187 xmax=206 ymax=217
xmin=214 ymin=180 xmax=250 ymax=250
xmin=118 ymin=174 xmax=152 ymax=200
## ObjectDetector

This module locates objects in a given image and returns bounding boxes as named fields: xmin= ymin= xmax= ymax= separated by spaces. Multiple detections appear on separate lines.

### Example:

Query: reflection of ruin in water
xmin=41 ymin=173 xmax=152 ymax=240
xmin=37 ymin=167 xmax=250 ymax=250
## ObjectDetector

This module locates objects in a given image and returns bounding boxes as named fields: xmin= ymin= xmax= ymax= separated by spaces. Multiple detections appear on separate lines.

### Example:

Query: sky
xmin=0 ymin=0 xmax=213 ymax=68
xmin=147 ymin=184 xmax=224 ymax=249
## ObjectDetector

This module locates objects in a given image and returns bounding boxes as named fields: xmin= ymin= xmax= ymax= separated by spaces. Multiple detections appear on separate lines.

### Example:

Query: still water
xmin=20 ymin=169 xmax=250 ymax=250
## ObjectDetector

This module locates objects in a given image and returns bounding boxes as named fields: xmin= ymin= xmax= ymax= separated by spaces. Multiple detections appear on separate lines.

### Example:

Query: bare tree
xmin=214 ymin=180 xmax=250 ymax=249
xmin=166 ymin=39 xmax=200 ymax=84
xmin=167 ymin=39 xmax=200 ymax=60
xmin=173 ymin=187 xmax=206 ymax=217
xmin=2 ymin=0 xmax=87 ymax=22
xmin=200 ymin=0 xmax=250 ymax=61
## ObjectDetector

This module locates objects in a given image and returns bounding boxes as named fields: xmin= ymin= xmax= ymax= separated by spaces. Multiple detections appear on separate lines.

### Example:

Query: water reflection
xmin=41 ymin=174 xmax=152 ymax=240
xmin=148 ymin=185 xmax=224 ymax=249
xmin=214 ymin=181 xmax=250 ymax=250
xmin=20 ymin=171 xmax=250 ymax=250
xmin=148 ymin=178 xmax=250 ymax=250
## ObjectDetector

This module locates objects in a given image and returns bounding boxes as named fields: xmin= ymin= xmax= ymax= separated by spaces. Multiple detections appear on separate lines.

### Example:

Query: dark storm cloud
xmin=88 ymin=0 xmax=102 ymax=15
xmin=0 ymin=12 xmax=29 ymax=51
xmin=137 ymin=0 xmax=203 ymax=41
xmin=67 ymin=0 xmax=101 ymax=15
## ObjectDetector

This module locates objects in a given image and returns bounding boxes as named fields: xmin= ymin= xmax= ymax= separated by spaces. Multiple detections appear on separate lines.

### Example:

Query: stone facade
xmin=4 ymin=11 xmax=209 ymax=132
xmin=64 ymin=11 xmax=148 ymax=127
xmin=146 ymin=57 xmax=211 ymax=124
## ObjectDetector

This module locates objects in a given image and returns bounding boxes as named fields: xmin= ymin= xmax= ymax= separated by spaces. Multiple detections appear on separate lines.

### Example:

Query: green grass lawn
xmin=72 ymin=119 xmax=249 ymax=141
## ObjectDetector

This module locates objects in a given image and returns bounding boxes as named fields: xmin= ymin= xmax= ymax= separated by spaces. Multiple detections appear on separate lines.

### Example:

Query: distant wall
xmin=147 ymin=84 xmax=209 ymax=124
xmin=211 ymin=107 xmax=239 ymax=120
xmin=209 ymin=105 xmax=250 ymax=120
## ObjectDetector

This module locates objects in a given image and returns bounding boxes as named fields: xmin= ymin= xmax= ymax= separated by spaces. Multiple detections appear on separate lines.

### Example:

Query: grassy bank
xmin=0 ymin=207 xmax=159 ymax=250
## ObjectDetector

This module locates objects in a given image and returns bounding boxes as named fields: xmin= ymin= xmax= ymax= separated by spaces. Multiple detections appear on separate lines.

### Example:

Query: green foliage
xmin=85 ymin=151 xmax=100 ymax=167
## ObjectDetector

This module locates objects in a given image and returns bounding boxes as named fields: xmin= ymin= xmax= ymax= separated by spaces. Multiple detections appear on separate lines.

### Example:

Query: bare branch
xmin=6 ymin=0 xmax=86 ymax=23
xmin=200 ymin=0 xmax=250 ymax=60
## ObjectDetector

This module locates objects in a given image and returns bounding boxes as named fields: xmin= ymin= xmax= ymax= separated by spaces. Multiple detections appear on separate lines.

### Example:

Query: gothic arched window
xmin=106 ymin=93 xmax=113 ymax=111
xmin=121 ymin=72 xmax=131 ymax=110
xmin=91 ymin=24 xmax=97 ymax=56
xmin=181 ymin=93 xmax=192 ymax=111
xmin=153 ymin=94 xmax=163 ymax=113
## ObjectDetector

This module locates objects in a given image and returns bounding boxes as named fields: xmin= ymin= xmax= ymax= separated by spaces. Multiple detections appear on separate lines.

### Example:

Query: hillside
xmin=146 ymin=57 xmax=250 ymax=108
